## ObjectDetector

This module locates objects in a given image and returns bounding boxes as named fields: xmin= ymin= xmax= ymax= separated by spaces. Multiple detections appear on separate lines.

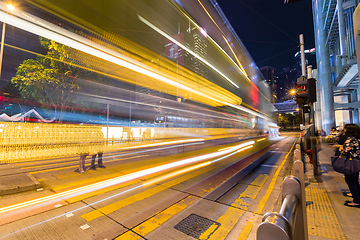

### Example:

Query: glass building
xmin=312 ymin=0 xmax=360 ymax=134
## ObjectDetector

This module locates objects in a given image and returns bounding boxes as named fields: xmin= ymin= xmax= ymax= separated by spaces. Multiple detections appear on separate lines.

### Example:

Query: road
xmin=0 ymin=136 xmax=296 ymax=239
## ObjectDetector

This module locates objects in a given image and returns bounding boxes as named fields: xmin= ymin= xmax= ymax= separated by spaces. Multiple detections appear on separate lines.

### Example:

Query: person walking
xmin=339 ymin=124 xmax=360 ymax=207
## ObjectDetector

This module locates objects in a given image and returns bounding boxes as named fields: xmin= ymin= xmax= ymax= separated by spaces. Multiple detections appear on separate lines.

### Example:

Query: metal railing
xmin=257 ymin=143 xmax=308 ymax=240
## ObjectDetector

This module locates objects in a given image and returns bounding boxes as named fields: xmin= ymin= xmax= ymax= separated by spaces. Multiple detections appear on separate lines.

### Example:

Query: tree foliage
xmin=11 ymin=37 xmax=80 ymax=111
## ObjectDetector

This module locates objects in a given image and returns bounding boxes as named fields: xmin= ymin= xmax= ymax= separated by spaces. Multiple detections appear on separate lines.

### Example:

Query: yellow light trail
xmin=138 ymin=15 xmax=240 ymax=89
xmin=256 ymin=138 xmax=266 ymax=142
xmin=123 ymin=138 xmax=205 ymax=150
xmin=0 ymin=3 xmax=237 ymax=107
xmin=0 ymin=141 xmax=254 ymax=215
xmin=142 ymin=161 xmax=211 ymax=187
xmin=237 ymin=145 xmax=253 ymax=152
xmin=172 ymin=1 xmax=249 ymax=79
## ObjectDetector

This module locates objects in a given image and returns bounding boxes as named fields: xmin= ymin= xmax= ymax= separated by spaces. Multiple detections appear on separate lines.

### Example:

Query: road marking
xmin=80 ymin=224 xmax=90 ymax=230
xmin=254 ymin=140 xmax=296 ymax=215
xmin=81 ymin=166 xmax=209 ymax=221
xmin=66 ymin=179 xmax=142 ymax=204
xmin=115 ymin=195 xmax=198 ymax=239
xmin=236 ymin=139 xmax=296 ymax=239
xmin=199 ymin=174 xmax=268 ymax=239
xmin=237 ymin=219 xmax=254 ymax=239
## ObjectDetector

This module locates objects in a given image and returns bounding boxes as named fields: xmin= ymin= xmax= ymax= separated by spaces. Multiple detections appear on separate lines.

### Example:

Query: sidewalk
xmin=304 ymin=142 xmax=360 ymax=240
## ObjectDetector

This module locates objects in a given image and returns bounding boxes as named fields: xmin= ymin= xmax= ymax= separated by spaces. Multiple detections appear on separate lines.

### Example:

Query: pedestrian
xmin=320 ymin=129 xmax=326 ymax=142
xmin=335 ymin=126 xmax=347 ymax=156
xmin=338 ymin=124 xmax=360 ymax=207
xmin=77 ymin=127 xmax=90 ymax=174
xmin=89 ymin=126 xmax=106 ymax=170
xmin=89 ymin=152 xmax=105 ymax=170
xmin=78 ymin=154 xmax=87 ymax=174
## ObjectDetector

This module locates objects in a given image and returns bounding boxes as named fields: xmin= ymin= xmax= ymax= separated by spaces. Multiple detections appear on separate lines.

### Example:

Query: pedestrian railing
xmin=257 ymin=143 xmax=308 ymax=240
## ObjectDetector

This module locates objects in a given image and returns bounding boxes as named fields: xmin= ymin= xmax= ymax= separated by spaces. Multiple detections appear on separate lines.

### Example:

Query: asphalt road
xmin=0 ymin=136 xmax=296 ymax=239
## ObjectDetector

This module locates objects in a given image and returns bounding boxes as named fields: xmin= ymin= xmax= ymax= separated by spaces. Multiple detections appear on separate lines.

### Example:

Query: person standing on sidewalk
xmin=339 ymin=124 xmax=360 ymax=207
xmin=77 ymin=126 xmax=90 ymax=174
xmin=89 ymin=126 xmax=106 ymax=170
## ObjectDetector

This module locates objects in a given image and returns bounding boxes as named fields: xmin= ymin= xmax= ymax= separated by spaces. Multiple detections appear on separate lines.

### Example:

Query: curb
xmin=0 ymin=173 xmax=41 ymax=195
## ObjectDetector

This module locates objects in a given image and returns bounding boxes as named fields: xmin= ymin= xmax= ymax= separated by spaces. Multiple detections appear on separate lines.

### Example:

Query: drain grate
xmin=174 ymin=214 xmax=220 ymax=239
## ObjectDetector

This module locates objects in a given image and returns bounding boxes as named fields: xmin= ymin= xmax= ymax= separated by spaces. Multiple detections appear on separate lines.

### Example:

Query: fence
xmin=0 ymin=122 xmax=257 ymax=163
xmin=257 ymin=143 xmax=308 ymax=240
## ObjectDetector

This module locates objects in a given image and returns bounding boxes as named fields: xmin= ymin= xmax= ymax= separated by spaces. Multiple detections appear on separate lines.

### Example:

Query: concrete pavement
xmin=305 ymin=142 xmax=360 ymax=240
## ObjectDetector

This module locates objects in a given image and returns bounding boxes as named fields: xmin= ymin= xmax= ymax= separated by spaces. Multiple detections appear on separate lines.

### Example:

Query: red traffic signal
xmin=295 ymin=78 xmax=317 ymax=104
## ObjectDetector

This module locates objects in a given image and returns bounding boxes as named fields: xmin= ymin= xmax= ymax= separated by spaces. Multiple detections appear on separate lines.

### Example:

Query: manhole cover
xmin=174 ymin=214 xmax=220 ymax=239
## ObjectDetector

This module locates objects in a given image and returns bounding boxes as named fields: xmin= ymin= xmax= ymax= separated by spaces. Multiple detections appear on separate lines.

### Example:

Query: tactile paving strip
xmin=306 ymin=188 xmax=346 ymax=239
xmin=174 ymin=214 xmax=220 ymax=239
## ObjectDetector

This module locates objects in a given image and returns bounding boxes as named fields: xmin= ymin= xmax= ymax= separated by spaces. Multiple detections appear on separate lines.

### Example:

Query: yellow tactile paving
xmin=306 ymin=188 xmax=346 ymax=240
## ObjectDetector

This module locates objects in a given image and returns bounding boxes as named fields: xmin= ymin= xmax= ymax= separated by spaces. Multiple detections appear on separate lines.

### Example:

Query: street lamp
xmin=0 ymin=4 xmax=15 ymax=79
xmin=290 ymin=89 xmax=296 ymax=95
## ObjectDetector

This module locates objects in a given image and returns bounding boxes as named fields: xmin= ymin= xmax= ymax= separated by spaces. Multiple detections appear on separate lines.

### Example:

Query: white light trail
xmin=0 ymin=4 xmax=225 ymax=106
xmin=138 ymin=15 xmax=240 ymax=88
xmin=0 ymin=140 xmax=254 ymax=215
xmin=123 ymin=138 xmax=204 ymax=150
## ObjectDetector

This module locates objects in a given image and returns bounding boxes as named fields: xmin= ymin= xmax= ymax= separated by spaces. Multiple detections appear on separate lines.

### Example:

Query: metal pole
xmin=337 ymin=0 xmax=347 ymax=66
xmin=307 ymin=65 xmax=312 ymax=78
xmin=0 ymin=22 xmax=6 ymax=79
xmin=308 ymin=65 xmax=319 ymax=176
xmin=311 ymin=103 xmax=319 ymax=175
xmin=299 ymin=34 xmax=306 ymax=77
xmin=106 ymin=103 xmax=109 ymax=146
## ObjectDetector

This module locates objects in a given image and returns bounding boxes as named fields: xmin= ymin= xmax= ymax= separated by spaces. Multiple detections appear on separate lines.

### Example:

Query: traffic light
xmin=307 ymin=78 xmax=316 ymax=103
xmin=295 ymin=79 xmax=307 ymax=105
xmin=295 ymin=77 xmax=317 ymax=104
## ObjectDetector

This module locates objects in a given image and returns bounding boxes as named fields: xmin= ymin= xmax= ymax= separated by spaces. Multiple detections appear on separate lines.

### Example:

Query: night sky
xmin=218 ymin=0 xmax=314 ymax=72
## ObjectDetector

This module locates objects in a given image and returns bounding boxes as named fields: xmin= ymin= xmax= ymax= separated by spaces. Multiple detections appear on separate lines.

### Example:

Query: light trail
xmin=0 ymin=140 xmax=259 ymax=239
xmin=123 ymin=138 xmax=204 ymax=150
xmin=138 ymin=15 xmax=240 ymax=89
xmin=237 ymin=145 xmax=253 ymax=152
xmin=256 ymin=138 xmax=266 ymax=142
xmin=0 ymin=3 xmax=233 ymax=107
xmin=142 ymin=161 xmax=211 ymax=187
xmin=79 ymin=92 xmax=246 ymax=124
xmin=171 ymin=1 xmax=249 ymax=79
xmin=0 ymin=141 xmax=254 ymax=215
xmin=0 ymin=3 xmax=272 ymax=121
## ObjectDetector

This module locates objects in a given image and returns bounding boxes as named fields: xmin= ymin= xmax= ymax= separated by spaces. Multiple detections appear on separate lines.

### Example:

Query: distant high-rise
xmin=277 ymin=68 xmax=298 ymax=101
xmin=294 ymin=48 xmax=316 ymax=77
xmin=192 ymin=31 xmax=208 ymax=80
xmin=259 ymin=66 xmax=277 ymax=103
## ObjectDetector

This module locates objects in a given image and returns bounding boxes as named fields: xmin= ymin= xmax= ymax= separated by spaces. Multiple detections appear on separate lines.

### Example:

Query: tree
xmin=278 ymin=113 xmax=290 ymax=129
xmin=11 ymin=37 xmax=80 ymax=120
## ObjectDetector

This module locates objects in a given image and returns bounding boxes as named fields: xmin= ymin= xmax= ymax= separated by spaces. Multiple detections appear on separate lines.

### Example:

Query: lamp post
xmin=0 ymin=4 xmax=15 ymax=79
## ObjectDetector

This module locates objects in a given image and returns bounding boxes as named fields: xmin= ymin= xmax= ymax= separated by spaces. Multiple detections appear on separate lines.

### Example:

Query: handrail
xmin=257 ymin=143 xmax=308 ymax=240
